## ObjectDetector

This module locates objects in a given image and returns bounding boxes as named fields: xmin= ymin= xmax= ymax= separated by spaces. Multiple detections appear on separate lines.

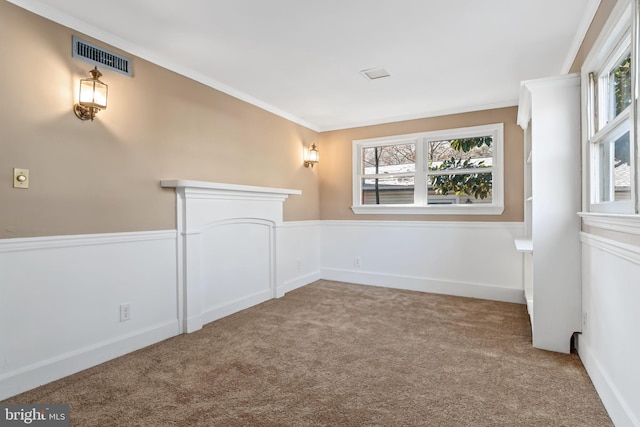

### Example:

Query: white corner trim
xmin=517 ymin=83 xmax=532 ymax=129
xmin=579 ymin=212 xmax=640 ymax=235
xmin=581 ymin=232 xmax=640 ymax=265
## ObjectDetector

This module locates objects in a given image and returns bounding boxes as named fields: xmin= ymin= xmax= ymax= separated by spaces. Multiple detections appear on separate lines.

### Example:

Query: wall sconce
xmin=304 ymin=144 xmax=319 ymax=168
xmin=74 ymin=66 xmax=108 ymax=121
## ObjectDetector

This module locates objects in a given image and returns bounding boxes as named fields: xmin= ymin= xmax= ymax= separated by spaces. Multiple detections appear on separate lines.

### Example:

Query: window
xmin=352 ymin=124 xmax=504 ymax=215
xmin=583 ymin=0 xmax=636 ymax=214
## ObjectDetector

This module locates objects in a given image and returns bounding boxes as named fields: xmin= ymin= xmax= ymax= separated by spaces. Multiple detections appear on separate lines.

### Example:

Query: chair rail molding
xmin=579 ymin=212 xmax=640 ymax=236
xmin=161 ymin=180 xmax=301 ymax=333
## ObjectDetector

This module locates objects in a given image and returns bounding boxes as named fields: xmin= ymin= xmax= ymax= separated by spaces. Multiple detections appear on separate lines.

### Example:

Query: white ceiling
xmin=9 ymin=0 xmax=599 ymax=131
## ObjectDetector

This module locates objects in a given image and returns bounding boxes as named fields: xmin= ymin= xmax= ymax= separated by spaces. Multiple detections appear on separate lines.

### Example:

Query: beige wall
xmin=0 ymin=2 xmax=319 ymax=238
xmin=318 ymin=107 xmax=523 ymax=221
xmin=569 ymin=0 xmax=619 ymax=73
xmin=7 ymin=0 xmax=613 ymax=237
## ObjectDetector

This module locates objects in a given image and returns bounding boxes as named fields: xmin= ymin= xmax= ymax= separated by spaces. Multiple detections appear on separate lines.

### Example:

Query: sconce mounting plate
xmin=13 ymin=168 xmax=29 ymax=189
xmin=74 ymin=104 xmax=96 ymax=121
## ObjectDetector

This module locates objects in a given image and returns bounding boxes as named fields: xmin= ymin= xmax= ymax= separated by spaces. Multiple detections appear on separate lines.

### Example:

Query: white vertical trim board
xmin=580 ymin=232 xmax=640 ymax=427
xmin=0 ymin=231 xmax=180 ymax=401
xmin=320 ymin=221 xmax=526 ymax=304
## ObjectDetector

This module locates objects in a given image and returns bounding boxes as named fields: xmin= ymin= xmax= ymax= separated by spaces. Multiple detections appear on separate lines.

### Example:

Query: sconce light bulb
xmin=74 ymin=66 xmax=108 ymax=121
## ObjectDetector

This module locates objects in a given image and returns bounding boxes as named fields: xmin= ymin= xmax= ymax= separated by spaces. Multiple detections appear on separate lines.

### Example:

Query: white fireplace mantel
xmin=161 ymin=180 xmax=301 ymax=333
xmin=161 ymin=180 xmax=301 ymax=197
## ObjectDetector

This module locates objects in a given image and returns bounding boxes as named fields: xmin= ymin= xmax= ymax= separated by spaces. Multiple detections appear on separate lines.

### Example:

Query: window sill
xmin=578 ymin=212 xmax=640 ymax=235
xmin=351 ymin=204 xmax=504 ymax=215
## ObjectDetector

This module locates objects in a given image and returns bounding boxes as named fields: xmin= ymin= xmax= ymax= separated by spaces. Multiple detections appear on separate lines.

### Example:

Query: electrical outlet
xmin=354 ymin=256 xmax=361 ymax=268
xmin=120 ymin=303 xmax=131 ymax=322
xmin=296 ymin=258 xmax=302 ymax=270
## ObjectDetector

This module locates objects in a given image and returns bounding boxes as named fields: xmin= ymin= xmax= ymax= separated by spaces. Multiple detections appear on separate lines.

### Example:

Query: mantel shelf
xmin=161 ymin=180 xmax=301 ymax=197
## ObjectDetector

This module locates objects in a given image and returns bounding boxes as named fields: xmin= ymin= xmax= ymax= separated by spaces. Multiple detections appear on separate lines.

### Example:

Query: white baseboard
xmin=578 ymin=339 xmax=639 ymax=427
xmin=199 ymin=289 xmax=273 ymax=326
xmin=0 ymin=320 xmax=179 ymax=401
xmin=277 ymin=271 xmax=321 ymax=297
xmin=321 ymin=268 xmax=525 ymax=304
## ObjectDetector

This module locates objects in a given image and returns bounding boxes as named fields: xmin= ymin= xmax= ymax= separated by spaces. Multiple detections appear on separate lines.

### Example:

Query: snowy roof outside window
xmin=364 ymin=158 xmax=493 ymax=176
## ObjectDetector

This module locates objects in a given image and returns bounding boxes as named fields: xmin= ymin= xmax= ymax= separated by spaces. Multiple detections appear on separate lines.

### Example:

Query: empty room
xmin=1 ymin=0 xmax=638 ymax=425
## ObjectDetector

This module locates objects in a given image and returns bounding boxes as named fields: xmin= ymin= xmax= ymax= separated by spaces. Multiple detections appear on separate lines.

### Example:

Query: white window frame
xmin=581 ymin=0 xmax=638 ymax=214
xmin=351 ymin=123 xmax=504 ymax=215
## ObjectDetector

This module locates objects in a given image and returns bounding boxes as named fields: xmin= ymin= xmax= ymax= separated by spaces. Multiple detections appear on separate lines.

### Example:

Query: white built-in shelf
xmin=516 ymin=73 xmax=581 ymax=354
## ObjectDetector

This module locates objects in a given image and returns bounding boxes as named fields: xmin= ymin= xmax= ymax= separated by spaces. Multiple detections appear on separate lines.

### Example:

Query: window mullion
xmin=589 ymin=72 xmax=598 ymax=136
xmin=608 ymin=142 xmax=616 ymax=200
xmin=415 ymin=139 xmax=426 ymax=205
xmin=633 ymin=0 xmax=639 ymax=213
xmin=590 ymin=107 xmax=631 ymax=145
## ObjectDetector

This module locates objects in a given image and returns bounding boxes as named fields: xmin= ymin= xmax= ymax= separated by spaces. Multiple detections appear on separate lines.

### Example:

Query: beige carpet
xmin=4 ymin=280 xmax=612 ymax=426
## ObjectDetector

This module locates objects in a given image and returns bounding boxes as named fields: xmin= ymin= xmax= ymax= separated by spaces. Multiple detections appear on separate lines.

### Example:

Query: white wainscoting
xmin=4 ymin=217 xmax=637 ymax=423
xmin=0 ymin=218 xmax=525 ymax=400
xmin=0 ymin=220 xmax=323 ymax=401
xmin=0 ymin=231 xmax=180 ymax=401
xmin=199 ymin=219 xmax=275 ymax=325
xmin=195 ymin=219 xmax=323 ymax=324
xmin=276 ymin=221 xmax=322 ymax=296
xmin=320 ymin=221 xmax=525 ymax=303
xmin=580 ymin=232 xmax=640 ymax=427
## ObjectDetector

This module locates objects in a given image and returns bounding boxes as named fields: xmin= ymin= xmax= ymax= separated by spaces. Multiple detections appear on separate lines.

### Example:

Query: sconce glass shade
xmin=304 ymin=144 xmax=319 ymax=168
xmin=74 ymin=67 xmax=108 ymax=121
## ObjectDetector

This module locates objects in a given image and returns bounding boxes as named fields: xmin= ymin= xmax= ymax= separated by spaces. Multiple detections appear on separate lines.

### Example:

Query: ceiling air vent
xmin=360 ymin=68 xmax=390 ymax=80
xmin=72 ymin=36 xmax=132 ymax=77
